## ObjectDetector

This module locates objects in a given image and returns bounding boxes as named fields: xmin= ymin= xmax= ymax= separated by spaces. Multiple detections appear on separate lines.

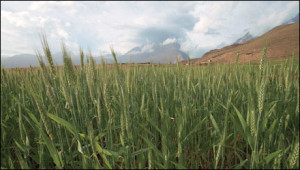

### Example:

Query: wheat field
xmin=1 ymin=38 xmax=299 ymax=169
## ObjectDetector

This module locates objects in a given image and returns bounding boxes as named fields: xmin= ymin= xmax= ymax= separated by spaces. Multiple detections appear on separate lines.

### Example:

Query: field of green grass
xmin=1 ymin=38 xmax=299 ymax=169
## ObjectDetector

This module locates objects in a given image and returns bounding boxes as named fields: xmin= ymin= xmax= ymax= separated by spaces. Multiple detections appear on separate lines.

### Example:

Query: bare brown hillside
xmin=185 ymin=22 xmax=299 ymax=65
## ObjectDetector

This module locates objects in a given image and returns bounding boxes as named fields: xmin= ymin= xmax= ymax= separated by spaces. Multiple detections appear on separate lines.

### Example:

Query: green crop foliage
xmin=1 ymin=38 xmax=299 ymax=169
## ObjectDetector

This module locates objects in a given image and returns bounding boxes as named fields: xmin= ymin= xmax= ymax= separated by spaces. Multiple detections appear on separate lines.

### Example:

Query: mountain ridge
xmin=184 ymin=22 xmax=299 ymax=65
xmin=1 ymin=53 xmax=114 ymax=68
xmin=233 ymin=32 xmax=255 ymax=45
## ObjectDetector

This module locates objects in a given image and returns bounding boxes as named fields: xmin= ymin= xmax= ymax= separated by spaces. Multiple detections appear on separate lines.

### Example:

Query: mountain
xmin=118 ymin=42 xmax=188 ymax=63
xmin=184 ymin=22 xmax=299 ymax=65
xmin=1 ymin=54 xmax=40 ymax=68
xmin=1 ymin=52 xmax=114 ymax=68
xmin=233 ymin=32 xmax=255 ymax=45
xmin=1 ymin=42 xmax=187 ymax=68
xmin=232 ymin=13 xmax=299 ymax=46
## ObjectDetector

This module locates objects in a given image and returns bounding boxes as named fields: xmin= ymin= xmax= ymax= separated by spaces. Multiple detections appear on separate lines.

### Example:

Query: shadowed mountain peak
xmin=233 ymin=32 xmax=254 ymax=45
xmin=118 ymin=41 xmax=188 ymax=63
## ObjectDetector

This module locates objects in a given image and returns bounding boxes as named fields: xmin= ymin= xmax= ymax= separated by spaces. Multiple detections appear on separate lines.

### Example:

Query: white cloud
xmin=141 ymin=43 xmax=154 ymax=53
xmin=56 ymin=27 xmax=70 ymax=40
xmin=128 ymin=43 xmax=154 ymax=55
xmin=249 ymin=1 xmax=299 ymax=36
xmin=192 ymin=2 xmax=234 ymax=33
xmin=1 ymin=11 xmax=30 ymax=28
xmin=1 ymin=1 xmax=299 ymax=59
xmin=161 ymin=38 xmax=177 ymax=46
xmin=180 ymin=1 xmax=299 ymax=57
xmin=29 ymin=1 xmax=78 ymax=15
xmin=1 ymin=5 xmax=78 ymax=56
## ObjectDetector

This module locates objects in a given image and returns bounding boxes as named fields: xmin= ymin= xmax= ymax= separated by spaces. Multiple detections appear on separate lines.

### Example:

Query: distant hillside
xmin=1 ymin=53 xmax=114 ymax=68
xmin=1 ymin=42 xmax=188 ymax=68
xmin=1 ymin=54 xmax=39 ymax=68
xmin=231 ymin=13 xmax=299 ymax=46
xmin=118 ymin=42 xmax=188 ymax=64
xmin=185 ymin=22 xmax=299 ymax=65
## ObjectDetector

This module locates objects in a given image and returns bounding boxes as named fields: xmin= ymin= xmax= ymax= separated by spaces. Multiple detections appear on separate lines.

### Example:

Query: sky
xmin=1 ymin=1 xmax=299 ymax=58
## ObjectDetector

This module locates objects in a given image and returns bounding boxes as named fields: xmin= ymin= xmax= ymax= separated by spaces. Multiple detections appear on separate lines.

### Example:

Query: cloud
xmin=136 ymin=28 xmax=179 ymax=44
xmin=161 ymin=38 xmax=177 ymax=46
xmin=56 ymin=27 xmax=70 ymax=40
xmin=29 ymin=1 xmax=79 ymax=15
xmin=128 ymin=43 xmax=154 ymax=55
xmin=2 ymin=11 xmax=31 ymax=28
xmin=141 ymin=43 xmax=154 ymax=53
xmin=1 ymin=3 xmax=80 ymax=56
xmin=180 ymin=1 xmax=299 ymax=57
xmin=249 ymin=1 xmax=299 ymax=36
xmin=205 ymin=28 xmax=220 ymax=36
xmin=1 ymin=1 xmax=299 ymax=59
